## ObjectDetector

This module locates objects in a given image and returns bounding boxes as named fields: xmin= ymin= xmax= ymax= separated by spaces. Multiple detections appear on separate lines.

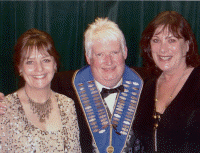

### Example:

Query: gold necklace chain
xmin=153 ymin=67 xmax=187 ymax=152
xmin=155 ymin=67 xmax=187 ymax=104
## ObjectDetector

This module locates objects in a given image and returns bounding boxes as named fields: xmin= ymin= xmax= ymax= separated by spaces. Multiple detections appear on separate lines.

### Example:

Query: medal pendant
xmin=107 ymin=146 xmax=114 ymax=153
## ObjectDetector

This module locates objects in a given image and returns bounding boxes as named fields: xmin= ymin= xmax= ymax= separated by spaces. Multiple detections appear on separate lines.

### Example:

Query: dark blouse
xmin=133 ymin=66 xmax=200 ymax=153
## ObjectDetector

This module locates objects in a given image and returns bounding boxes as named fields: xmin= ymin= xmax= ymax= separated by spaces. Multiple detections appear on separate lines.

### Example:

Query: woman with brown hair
xmin=134 ymin=11 xmax=200 ymax=152
xmin=0 ymin=28 xmax=81 ymax=152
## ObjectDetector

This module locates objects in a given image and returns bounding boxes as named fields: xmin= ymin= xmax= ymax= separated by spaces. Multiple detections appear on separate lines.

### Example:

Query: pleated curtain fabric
xmin=0 ymin=1 xmax=200 ymax=95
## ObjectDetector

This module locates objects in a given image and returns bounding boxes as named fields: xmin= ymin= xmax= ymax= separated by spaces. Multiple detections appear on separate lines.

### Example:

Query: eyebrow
xmin=152 ymin=35 xmax=177 ymax=39
xmin=167 ymin=35 xmax=177 ymax=38
xmin=26 ymin=54 xmax=51 ymax=59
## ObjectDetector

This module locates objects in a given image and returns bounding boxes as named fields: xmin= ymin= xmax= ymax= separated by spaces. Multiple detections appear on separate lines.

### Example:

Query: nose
xmin=35 ymin=61 xmax=43 ymax=72
xmin=104 ymin=54 xmax=113 ymax=65
xmin=160 ymin=42 xmax=168 ymax=54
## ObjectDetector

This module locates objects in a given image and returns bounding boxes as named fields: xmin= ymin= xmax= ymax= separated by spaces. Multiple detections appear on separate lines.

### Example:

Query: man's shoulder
xmin=130 ymin=66 xmax=152 ymax=81
xmin=54 ymin=70 xmax=76 ymax=80
xmin=52 ymin=70 xmax=76 ymax=87
xmin=51 ymin=70 xmax=76 ymax=98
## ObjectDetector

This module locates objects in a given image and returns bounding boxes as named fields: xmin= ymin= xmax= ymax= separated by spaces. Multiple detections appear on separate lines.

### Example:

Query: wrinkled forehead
xmin=153 ymin=25 xmax=183 ymax=38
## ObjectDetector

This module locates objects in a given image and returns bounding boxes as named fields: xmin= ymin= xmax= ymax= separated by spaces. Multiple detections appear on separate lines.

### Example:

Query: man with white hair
xmin=73 ymin=17 xmax=143 ymax=153
xmin=0 ymin=18 xmax=144 ymax=153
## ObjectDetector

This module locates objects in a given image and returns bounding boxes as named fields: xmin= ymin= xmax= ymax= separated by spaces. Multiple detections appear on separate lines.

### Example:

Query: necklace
xmin=153 ymin=68 xmax=187 ymax=152
xmin=155 ymin=68 xmax=187 ymax=105
xmin=25 ymin=89 xmax=53 ymax=122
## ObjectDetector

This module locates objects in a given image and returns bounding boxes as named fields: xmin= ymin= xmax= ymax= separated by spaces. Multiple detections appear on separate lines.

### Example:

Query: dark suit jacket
xmin=51 ymin=67 xmax=151 ymax=153
xmin=133 ymin=66 xmax=200 ymax=152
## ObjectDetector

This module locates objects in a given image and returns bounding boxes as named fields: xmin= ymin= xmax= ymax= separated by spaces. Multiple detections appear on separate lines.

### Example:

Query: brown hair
xmin=140 ymin=11 xmax=200 ymax=73
xmin=13 ymin=28 xmax=60 ymax=86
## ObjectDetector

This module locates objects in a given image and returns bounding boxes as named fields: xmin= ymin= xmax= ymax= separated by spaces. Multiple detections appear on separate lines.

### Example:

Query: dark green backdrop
xmin=1 ymin=1 xmax=200 ymax=95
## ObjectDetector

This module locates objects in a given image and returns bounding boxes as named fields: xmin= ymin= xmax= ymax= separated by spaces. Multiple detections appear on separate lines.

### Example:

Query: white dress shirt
xmin=95 ymin=79 xmax=122 ymax=113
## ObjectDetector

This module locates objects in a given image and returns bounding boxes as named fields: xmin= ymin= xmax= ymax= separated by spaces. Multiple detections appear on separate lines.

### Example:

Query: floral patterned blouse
xmin=0 ymin=92 xmax=81 ymax=153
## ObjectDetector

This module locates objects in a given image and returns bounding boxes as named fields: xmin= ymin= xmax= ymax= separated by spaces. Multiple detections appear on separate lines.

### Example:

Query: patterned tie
xmin=100 ymin=85 xmax=124 ymax=99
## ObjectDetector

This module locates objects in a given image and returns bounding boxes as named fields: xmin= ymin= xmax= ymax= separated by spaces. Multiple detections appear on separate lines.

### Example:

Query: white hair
xmin=84 ymin=17 xmax=127 ymax=58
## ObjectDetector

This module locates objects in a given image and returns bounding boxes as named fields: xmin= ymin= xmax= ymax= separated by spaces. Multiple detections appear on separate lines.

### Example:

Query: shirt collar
xmin=95 ymin=79 xmax=123 ymax=92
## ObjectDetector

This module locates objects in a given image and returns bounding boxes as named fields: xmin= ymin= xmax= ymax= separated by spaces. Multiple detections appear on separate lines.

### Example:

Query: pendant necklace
xmin=153 ymin=67 xmax=187 ymax=152
xmin=25 ymin=89 xmax=53 ymax=122
xmin=155 ymin=67 xmax=187 ymax=108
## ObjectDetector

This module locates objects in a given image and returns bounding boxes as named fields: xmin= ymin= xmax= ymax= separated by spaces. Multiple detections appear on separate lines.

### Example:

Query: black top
xmin=133 ymin=66 xmax=200 ymax=152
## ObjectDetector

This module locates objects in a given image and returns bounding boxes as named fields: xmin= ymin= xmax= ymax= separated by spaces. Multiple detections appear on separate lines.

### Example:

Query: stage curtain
xmin=1 ymin=1 xmax=200 ymax=94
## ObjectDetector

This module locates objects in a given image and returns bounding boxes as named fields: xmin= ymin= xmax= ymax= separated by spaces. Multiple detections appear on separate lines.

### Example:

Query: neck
xmin=161 ymin=65 xmax=188 ymax=82
xmin=24 ymin=85 xmax=51 ymax=103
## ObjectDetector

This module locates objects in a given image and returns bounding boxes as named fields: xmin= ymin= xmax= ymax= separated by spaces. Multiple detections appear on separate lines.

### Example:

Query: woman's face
xmin=19 ymin=49 xmax=57 ymax=90
xmin=150 ymin=26 xmax=189 ymax=72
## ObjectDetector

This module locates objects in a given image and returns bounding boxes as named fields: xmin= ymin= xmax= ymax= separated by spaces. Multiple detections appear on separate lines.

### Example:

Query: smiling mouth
xmin=33 ymin=75 xmax=46 ymax=79
xmin=159 ymin=56 xmax=172 ymax=61
xmin=102 ymin=67 xmax=116 ymax=71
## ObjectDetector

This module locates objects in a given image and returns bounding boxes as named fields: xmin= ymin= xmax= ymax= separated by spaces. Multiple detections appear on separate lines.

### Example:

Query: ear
xmin=54 ymin=63 xmax=57 ymax=72
xmin=86 ymin=54 xmax=91 ymax=65
xmin=19 ymin=70 xmax=23 ymax=76
xmin=54 ymin=66 xmax=57 ymax=72
xmin=186 ymin=40 xmax=189 ymax=53
xmin=18 ymin=65 xmax=23 ymax=76
xmin=123 ymin=46 xmax=128 ymax=60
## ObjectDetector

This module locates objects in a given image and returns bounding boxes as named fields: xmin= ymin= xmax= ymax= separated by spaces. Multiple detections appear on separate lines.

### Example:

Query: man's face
xmin=86 ymin=38 xmax=127 ymax=88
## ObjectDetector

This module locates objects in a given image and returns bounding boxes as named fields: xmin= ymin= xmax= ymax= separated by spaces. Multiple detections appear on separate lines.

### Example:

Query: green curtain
xmin=1 ymin=1 xmax=200 ymax=95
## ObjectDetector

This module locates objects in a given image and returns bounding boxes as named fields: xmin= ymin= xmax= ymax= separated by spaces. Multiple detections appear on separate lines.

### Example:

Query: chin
xmin=160 ymin=67 xmax=174 ymax=72
xmin=33 ymin=83 xmax=51 ymax=89
xmin=102 ymin=75 xmax=117 ymax=81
